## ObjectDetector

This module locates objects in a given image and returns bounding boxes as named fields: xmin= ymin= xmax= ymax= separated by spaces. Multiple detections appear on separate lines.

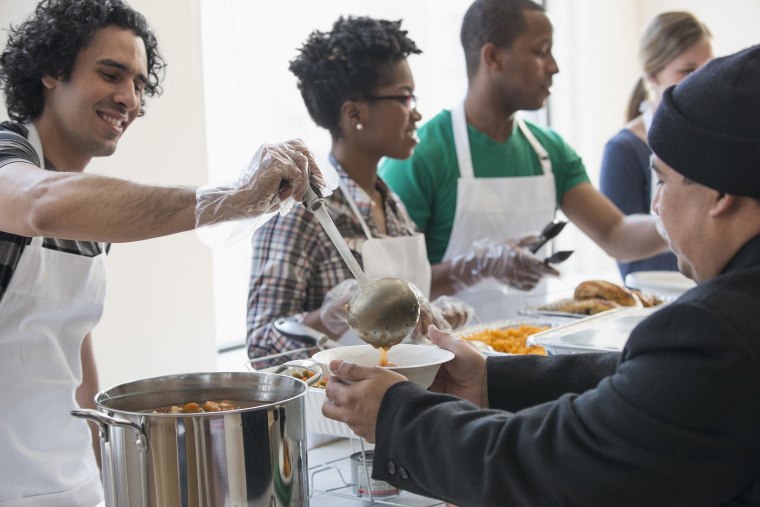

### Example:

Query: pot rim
xmin=95 ymin=370 xmax=309 ymax=418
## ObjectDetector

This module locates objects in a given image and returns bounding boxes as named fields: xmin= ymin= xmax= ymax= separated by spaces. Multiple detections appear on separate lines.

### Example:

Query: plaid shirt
xmin=246 ymin=160 xmax=418 ymax=364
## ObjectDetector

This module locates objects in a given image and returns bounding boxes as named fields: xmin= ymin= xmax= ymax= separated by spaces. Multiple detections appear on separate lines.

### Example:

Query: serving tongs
xmin=530 ymin=219 xmax=568 ymax=253
xmin=529 ymin=219 xmax=574 ymax=265
xmin=544 ymin=250 xmax=574 ymax=264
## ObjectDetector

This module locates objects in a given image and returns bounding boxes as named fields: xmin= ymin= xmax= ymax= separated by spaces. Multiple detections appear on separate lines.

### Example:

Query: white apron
xmin=338 ymin=181 xmax=431 ymax=345
xmin=0 ymin=123 xmax=106 ymax=507
xmin=443 ymin=103 xmax=556 ymax=322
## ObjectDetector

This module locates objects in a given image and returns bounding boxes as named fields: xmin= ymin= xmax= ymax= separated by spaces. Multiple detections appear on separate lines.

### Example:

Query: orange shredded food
xmin=463 ymin=324 xmax=549 ymax=355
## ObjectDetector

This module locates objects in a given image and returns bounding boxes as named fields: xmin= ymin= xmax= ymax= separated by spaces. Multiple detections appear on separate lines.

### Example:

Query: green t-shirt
xmin=379 ymin=109 xmax=590 ymax=263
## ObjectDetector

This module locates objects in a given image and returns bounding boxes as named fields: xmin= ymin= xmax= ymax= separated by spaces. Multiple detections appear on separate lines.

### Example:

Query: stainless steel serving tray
xmin=526 ymin=306 xmax=660 ymax=355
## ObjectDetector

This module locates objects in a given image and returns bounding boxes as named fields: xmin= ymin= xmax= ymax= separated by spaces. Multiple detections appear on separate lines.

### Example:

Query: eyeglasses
xmin=367 ymin=94 xmax=417 ymax=111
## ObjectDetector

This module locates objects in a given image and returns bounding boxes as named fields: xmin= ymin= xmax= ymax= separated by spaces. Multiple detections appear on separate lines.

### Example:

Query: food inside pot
xmin=290 ymin=369 xmax=327 ymax=388
xmin=147 ymin=399 xmax=263 ymax=414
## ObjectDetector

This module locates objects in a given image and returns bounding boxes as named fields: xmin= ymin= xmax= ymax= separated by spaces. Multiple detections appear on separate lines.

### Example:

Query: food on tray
xmin=554 ymin=297 xmax=619 ymax=315
xmin=463 ymin=324 xmax=549 ymax=355
xmin=630 ymin=289 xmax=662 ymax=308
xmin=540 ymin=280 xmax=664 ymax=316
xmin=574 ymin=280 xmax=638 ymax=306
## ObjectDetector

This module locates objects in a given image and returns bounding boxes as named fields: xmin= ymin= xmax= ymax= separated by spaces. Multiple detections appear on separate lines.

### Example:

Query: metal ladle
xmin=303 ymin=185 xmax=421 ymax=349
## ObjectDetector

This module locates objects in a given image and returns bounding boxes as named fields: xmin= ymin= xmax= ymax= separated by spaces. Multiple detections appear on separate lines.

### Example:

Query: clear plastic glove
xmin=319 ymin=279 xmax=360 ymax=337
xmin=409 ymin=295 xmax=474 ymax=343
xmin=449 ymin=235 xmax=560 ymax=292
xmin=431 ymin=295 xmax=475 ymax=329
xmin=195 ymin=139 xmax=323 ymax=227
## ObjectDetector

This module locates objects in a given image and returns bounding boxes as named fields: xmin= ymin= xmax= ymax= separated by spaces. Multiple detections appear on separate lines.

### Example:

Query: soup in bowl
xmin=312 ymin=344 xmax=454 ymax=389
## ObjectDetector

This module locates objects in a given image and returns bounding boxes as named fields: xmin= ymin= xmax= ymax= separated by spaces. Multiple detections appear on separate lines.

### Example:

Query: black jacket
xmin=373 ymin=235 xmax=760 ymax=506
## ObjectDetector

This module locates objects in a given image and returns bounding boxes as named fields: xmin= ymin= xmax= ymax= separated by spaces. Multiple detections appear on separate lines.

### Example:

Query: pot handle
xmin=71 ymin=409 xmax=148 ymax=452
xmin=274 ymin=359 xmax=324 ymax=387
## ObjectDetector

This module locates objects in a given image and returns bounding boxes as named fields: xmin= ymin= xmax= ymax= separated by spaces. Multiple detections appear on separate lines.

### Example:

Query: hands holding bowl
xmin=321 ymin=326 xmax=488 ymax=442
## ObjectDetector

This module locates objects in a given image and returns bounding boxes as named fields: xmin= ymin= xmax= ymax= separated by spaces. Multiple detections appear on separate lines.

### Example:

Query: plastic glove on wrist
xmin=408 ymin=294 xmax=474 ymax=343
xmin=195 ymin=139 xmax=323 ymax=227
xmin=431 ymin=295 xmax=475 ymax=329
xmin=450 ymin=240 xmax=559 ymax=291
xmin=506 ymin=233 xmax=542 ymax=251
xmin=319 ymin=279 xmax=360 ymax=337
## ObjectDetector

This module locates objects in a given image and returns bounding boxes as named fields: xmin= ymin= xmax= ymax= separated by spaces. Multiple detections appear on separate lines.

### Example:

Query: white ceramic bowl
xmin=312 ymin=344 xmax=455 ymax=389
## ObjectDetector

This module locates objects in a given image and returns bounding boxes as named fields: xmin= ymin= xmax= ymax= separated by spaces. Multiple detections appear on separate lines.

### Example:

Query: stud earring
xmin=355 ymin=123 xmax=363 ymax=131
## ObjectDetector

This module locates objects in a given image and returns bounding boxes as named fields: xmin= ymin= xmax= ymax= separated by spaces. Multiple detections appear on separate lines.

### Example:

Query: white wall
xmin=3 ymin=0 xmax=759 ymax=384
xmin=200 ymin=0 xmax=475 ymax=352
xmin=0 ymin=0 xmax=216 ymax=389
xmin=203 ymin=0 xmax=760 ymax=350
xmin=547 ymin=0 xmax=760 ymax=278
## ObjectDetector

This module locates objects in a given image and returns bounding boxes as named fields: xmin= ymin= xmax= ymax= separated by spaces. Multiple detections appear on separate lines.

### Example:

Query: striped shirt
xmin=246 ymin=158 xmax=419 ymax=365
xmin=0 ymin=121 xmax=108 ymax=303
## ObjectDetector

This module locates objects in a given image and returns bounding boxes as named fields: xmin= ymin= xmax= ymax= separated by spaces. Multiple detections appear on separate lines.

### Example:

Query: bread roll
xmin=556 ymin=298 xmax=619 ymax=315
xmin=631 ymin=289 xmax=663 ymax=308
xmin=574 ymin=280 xmax=638 ymax=307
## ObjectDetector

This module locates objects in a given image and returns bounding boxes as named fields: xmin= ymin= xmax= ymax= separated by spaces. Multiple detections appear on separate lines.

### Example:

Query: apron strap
xmin=516 ymin=117 xmax=553 ymax=176
xmin=451 ymin=102 xmax=474 ymax=178
xmin=22 ymin=122 xmax=45 ymax=169
xmin=337 ymin=180 xmax=374 ymax=240
xmin=452 ymin=104 xmax=554 ymax=178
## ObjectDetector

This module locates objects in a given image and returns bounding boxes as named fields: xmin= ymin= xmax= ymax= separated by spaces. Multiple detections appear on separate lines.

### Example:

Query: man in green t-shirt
xmin=380 ymin=0 xmax=667 ymax=320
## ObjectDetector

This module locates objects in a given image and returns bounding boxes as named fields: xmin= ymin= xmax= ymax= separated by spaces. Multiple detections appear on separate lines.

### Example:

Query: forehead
xmin=75 ymin=24 xmax=148 ymax=76
xmin=651 ymin=155 xmax=679 ymax=177
xmin=375 ymin=58 xmax=414 ymax=91
xmin=667 ymin=37 xmax=713 ymax=67
xmin=513 ymin=10 xmax=553 ymax=46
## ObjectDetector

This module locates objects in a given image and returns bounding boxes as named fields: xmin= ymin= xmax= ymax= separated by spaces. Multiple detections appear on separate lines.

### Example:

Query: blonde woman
xmin=600 ymin=11 xmax=712 ymax=278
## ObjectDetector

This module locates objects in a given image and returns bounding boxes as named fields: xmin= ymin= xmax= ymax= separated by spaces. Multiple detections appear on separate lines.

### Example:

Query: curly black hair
xmin=0 ymin=0 xmax=166 ymax=123
xmin=289 ymin=16 xmax=421 ymax=139
xmin=461 ymin=0 xmax=544 ymax=79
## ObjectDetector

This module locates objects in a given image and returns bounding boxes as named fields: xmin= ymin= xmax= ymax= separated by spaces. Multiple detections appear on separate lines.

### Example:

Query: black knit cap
xmin=649 ymin=44 xmax=760 ymax=198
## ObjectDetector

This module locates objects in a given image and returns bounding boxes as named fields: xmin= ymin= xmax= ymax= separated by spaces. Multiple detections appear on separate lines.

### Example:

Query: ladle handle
xmin=301 ymin=183 xmax=371 ymax=286
xmin=302 ymin=183 xmax=325 ymax=212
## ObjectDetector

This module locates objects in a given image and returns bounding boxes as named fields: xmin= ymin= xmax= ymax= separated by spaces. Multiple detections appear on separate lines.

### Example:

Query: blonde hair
xmin=626 ymin=11 xmax=712 ymax=122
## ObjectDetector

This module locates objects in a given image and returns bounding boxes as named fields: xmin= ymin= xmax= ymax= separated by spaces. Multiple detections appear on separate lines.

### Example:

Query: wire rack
xmin=308 ymin=438 xmax=446 ymax=507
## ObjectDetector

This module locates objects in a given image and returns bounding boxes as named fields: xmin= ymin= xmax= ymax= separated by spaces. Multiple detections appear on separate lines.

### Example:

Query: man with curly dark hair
xmin=0 ymin=1 xmax=321 ymax=504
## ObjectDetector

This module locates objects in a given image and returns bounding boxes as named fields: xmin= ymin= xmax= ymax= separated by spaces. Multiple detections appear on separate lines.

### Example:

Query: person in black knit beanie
xmin=649 ymin=44 xmax=760 ymax=198
xmin=321 ymin=44 xmax=760 ymax=507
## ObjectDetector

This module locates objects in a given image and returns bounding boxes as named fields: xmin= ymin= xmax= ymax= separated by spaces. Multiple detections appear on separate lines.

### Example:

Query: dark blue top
xmin=600 ymin=129 xmax=678 ymax=280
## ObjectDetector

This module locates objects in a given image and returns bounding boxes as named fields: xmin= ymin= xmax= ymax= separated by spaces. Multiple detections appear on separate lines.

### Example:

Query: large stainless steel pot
xmin=72 ymin=366 xmax=320 ymax=507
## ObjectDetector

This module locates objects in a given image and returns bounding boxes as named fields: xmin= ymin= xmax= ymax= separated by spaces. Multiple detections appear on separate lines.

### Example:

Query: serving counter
xmin=214 ymin=268 xmax=674 ymax=506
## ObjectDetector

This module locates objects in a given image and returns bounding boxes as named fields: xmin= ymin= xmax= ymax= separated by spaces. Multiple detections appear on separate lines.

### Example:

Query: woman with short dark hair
xmin=247 ymin=16 xmax=472 ymax=363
